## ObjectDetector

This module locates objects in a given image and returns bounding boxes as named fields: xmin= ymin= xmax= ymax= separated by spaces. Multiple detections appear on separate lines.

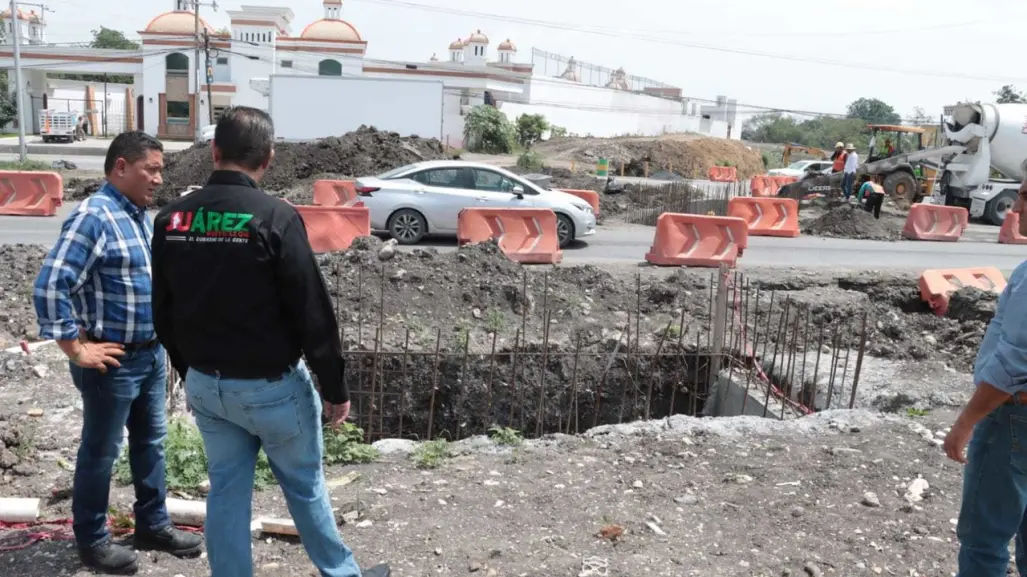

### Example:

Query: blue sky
xmin=35 ymin=0 xmax=1027 ymax=123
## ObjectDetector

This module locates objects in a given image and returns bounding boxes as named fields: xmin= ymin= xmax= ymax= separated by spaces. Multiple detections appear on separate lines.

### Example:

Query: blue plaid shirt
xmin=975 ymin=261 xmax=1027 ymax=394
xmin=33 ymin=182 xmax=155 ymax=344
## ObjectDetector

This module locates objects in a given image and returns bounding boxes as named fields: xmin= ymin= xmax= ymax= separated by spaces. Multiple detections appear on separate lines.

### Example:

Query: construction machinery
xmin=933 ymin=101 xmax=1027 ymax=225
xmin=780 ymin=144 xmax=828 ymax=166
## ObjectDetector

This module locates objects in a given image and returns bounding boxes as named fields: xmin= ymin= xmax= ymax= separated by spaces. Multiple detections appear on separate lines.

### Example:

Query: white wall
xmin=503 ymin=76 xmax=732 ymax=139
xmin=47 ymin=79 xmax=131 ymax=136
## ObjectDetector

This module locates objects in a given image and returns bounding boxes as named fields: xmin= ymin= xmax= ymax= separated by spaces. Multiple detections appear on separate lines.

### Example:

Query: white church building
xmin=0 ymin=0 xmax=738 ymax=145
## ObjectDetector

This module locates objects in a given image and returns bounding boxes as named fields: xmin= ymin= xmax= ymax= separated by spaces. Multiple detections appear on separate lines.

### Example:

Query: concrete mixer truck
xmin=933 ymin=102 xmax=1027 ymax=224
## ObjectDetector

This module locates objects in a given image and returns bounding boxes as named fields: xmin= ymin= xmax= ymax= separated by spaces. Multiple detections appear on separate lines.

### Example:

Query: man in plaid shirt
xmin=33 ymin=131 xmax=203 ymax=574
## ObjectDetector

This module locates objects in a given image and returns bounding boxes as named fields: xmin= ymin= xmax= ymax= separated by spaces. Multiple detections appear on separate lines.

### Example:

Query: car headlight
xmin=573 ymin=203 xmax=592 ymax=213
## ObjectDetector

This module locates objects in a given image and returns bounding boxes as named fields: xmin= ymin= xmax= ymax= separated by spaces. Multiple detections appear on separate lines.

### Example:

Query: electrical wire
xmin=346 ymin=0 xmax=1027 ymax=83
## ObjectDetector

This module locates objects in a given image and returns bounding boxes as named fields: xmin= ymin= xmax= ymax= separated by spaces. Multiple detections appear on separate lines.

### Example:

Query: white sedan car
xmin=353 ymin=160 xmax=597 ymax=248
xmin=768 ymin=160 xmax=833 ymax=179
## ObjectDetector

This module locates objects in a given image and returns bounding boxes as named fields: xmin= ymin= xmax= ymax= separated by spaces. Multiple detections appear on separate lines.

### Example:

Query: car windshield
xmin=786 ymin=161 xmax=811 ymax=170
xmin=376 ymin=164 xmax=419 ymax=179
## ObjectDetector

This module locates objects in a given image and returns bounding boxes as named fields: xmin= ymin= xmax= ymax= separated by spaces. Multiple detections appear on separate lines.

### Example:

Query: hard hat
xmin=835 ymin=142 xmax=844 ymax=148
xmin=845 ymin=143 xmax=855 ymax=150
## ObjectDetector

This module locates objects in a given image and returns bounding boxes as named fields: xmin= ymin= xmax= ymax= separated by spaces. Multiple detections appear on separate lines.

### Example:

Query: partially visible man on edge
xmin=32 ymin=132 xmax=204 ymax=575
xmin=150 ymin=106 xmax=390 ymax=577
xmin=945 ymin=178 xmax=1027 ymax=576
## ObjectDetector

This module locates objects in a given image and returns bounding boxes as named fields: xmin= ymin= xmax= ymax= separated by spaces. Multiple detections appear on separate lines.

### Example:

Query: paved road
xmin=0 ymin=153 xmax=104 ymax=172
xmin=3 ymin=202 xmax=1023 ymax=272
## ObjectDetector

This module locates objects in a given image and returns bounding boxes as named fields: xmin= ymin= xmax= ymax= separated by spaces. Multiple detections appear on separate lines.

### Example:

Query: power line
xmin=349 ymin=0 xmax=1027 ymax=83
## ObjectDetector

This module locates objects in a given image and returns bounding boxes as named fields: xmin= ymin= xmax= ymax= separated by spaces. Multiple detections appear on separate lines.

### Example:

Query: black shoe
xmin=78 ymin=541 xmax=139 ymax=575
xmin=133 ymin=525 xmax=204 ymax=558
xmin=362 ymin=563 xmax=391 ymax=577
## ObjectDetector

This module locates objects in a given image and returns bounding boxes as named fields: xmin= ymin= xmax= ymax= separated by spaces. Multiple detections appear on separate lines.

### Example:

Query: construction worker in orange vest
xmin=831 ymin=142 xmax=846 ymax=173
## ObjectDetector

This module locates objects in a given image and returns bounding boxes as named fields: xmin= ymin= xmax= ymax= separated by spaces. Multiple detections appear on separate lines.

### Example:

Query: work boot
xmin=78 ymin=541 xmax=139 ymax=575
xmin=362 ymin=563 xmax=392 ymax=577
xmin=133 ymin=525 xmax=204 ymax=558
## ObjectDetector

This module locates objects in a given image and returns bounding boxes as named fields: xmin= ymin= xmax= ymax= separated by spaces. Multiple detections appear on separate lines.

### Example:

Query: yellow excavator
xmin=781 ymin=145 xmax=828 ymax=166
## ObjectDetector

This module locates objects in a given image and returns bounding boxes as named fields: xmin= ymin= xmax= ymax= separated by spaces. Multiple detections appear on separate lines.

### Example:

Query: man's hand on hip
xmin=324 ymin=400 xmax=351 ymax=429
xmin=71 ymin=341 xmax=125 ymax=372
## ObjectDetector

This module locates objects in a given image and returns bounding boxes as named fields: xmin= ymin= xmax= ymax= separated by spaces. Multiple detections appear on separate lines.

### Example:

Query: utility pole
xmin=10 ymin=0 xmax=26 ymax=161
xmin=191 ymin=0 xmax=217 ymax=142
xmin=203 ymin=29 xmax=214 ymax=124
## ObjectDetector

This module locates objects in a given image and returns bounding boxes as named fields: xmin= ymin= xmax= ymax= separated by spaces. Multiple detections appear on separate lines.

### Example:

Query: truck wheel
xmin=884 ymin=172 xmax=917 ymax=204
xmin=984 ymin=190 xmax=1017 ymax=226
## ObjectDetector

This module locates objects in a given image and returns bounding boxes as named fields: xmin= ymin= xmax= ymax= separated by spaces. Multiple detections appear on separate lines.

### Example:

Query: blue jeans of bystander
xmin=70 ymin=344 xmax=170 ymax=550
xmin=185 ymin=362 xmax=361 ymax=577
xmin=842 ymin=172 xmax=855 ymax=200
xmin=957 ymin=402 xmax=1027 ymax=576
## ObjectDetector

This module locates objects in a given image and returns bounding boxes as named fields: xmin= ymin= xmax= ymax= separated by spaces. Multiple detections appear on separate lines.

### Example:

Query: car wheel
xmin=387 ymin=209 xmax=427 ymax=245
xmin=556 ymin=213 xmax=574 ymax=248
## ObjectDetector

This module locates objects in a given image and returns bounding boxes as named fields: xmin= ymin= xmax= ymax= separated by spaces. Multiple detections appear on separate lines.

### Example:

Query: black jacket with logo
xmin=151 ymin=170 xmax=348 ymax=403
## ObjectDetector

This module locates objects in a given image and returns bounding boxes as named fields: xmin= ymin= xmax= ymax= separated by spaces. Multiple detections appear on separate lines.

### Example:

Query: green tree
xmin=514 ymin=113 xmax=549 ymax=149
xmin=741 ymin=112 xmax=869 ymax=152
xmin=995 ymin=85 xmax=1026 ymax=104
xmin=463 ymin=105 xmax=514 ymax=154
xmin=846 ymin=98 xmax=901 ymax=125
xmin=909 ymin=106 xmax=932 ymax=125
xmin=0 ymin=71 xmax=19 ymax=127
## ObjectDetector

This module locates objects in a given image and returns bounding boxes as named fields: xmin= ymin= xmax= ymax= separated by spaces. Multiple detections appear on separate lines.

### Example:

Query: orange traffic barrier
xmin=919 ymin=267 xmax=1006 ymax=316
xmin=312 ymin=179 xmax=359 ymax=207
xmin=0 ymin=171 xmax=63 ymax=216
xmin=999 ymin=212 xmax=1027 ymax=244
xmin=644 ymin=214 xmax=749 ymax=268
xmin=457 ymin=208 xmax=562 ymax=264
xmin=708 ymin=166 xmax=738 ymax=183
xmin=902 ymin=204 xmax=968 ymax=242
xmin=727 ymin=197 xmax=800 ymax=238
xmin=293 ymin=205 xmax=370 ymax=253
xmin=749 ymin=175 xmax=798 ymax=197
xmin=771 ymin=175 xmax=798 ymax=189
xmin=556 ymin=188 xmax=600 ymax=216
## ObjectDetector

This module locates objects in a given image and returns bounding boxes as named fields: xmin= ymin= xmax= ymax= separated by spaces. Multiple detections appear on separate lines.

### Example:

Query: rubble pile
xmin=0 ymin=245 xmax=47 ymax=349
xmin=153 ymin=126 xmax=447 ymax=206
xmin=64 ymin=177 xmax=105 ymax=201
xmin=803 ymin=203 xmax=902 ymax=240
xmin=0 ymin=422 xmax=36 ymax=478
xmin=947 ymin=287 xmax=999 ymax=324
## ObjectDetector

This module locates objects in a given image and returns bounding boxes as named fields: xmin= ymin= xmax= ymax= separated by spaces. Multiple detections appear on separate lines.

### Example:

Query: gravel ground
xmin=0 ymin=351 xmax=971 ymax=577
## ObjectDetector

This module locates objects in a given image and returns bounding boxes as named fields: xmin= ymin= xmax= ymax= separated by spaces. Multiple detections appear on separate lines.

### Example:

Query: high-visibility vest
xmin=832 ymin=152 xmax=847 ymax=172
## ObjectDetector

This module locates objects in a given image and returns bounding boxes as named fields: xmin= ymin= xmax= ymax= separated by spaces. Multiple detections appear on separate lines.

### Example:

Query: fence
xmin=29 ymin=96 xmax=130 ymax=138
xmin=531 ymin=48 xmax=678 ymax=93
xmin=615 ymin=180 xmax=747 ymax=226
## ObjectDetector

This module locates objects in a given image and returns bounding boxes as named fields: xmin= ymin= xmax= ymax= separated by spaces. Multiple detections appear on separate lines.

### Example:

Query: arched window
xmin=165 ymin=52 xmax=189 ymax=74
xmin=318 ymin=59 xmax=342 ymax=76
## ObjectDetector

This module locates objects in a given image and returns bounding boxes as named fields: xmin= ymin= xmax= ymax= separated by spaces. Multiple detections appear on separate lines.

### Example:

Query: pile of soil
xmin=0 ymin=245 xmax=47 ymax=349
xmin=535 ymin=135 xmax=766 ymax=180
xmin=64 ymin=177 xmax=105 ymax=201
xmin=947 ymin=287 xmax=999 ymax=324
xmin=153 ymin=126 xmax=447 ymax=207
xmin=803 ymin=203 xmax=902 ymax=240
xmin=0 ymin=422 xmax=37 ymax=478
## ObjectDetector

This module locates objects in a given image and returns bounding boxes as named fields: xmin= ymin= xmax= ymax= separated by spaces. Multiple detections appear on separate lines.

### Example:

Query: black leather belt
xmin=86 ymin=335 xmax=158 ymax=352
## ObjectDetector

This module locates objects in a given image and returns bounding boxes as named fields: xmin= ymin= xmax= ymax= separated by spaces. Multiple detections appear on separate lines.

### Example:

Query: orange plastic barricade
xmin=999 ymin=212 xmax=1027 ymax=244
xmin=312 ymin=179 xmax=359 ymax=207
xmin=919 ymin=267 xmax=1006 ymax=316
xmin=0 ymin=171 xmax=63 ymax=216
xmin=707 ymin=166 xmax=737 ymax=183
xmin=771 ymin=175 xmax=798 ymax=189
xmin=556 ymin=188 xmax=600 ymax=216
xmin=727 ymin=197 xmax=800 ymax=238
xmin=902 ymin=204 xmax=968 ymax=242
xmin=457 ymin=208 xmax=562 ymax=264
xmin=644 ymin=214 xmax=749 ymax=268
xmin=293 ymin=205 xmax=370 ymax=253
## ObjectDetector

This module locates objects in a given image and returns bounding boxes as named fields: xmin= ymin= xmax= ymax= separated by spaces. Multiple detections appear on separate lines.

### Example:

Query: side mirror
xmin=512 ymin=185 xmax=525 ymax=199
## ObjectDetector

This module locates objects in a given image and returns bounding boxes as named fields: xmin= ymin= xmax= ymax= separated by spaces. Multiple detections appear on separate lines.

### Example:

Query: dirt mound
xmin=947 ymin=287 xmax=998 ymax=323
xmin=64 ymin=177 xmax=105 ymax=201
xmin=0 ymin=245 xmax=46 ymax=349
xmin=536 ymin=135 xmax=766 ymax=180
xmin=153 ymin=126 xmax=447 ymax=207
xmin=803 ymin=203 xmax=901 ymax=240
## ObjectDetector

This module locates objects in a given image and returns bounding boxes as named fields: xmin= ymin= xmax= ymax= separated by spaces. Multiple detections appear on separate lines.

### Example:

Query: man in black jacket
xmin=151 ymin=106 xmax=389 ymax=577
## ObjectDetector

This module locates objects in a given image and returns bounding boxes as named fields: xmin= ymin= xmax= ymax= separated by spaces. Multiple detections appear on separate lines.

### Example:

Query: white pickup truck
xmin=39 ymin=110 xmax=83 ymax=143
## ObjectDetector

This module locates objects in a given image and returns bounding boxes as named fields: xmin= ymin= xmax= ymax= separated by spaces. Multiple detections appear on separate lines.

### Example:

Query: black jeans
xmin=865 ymin=192 xmax=884 ymax=219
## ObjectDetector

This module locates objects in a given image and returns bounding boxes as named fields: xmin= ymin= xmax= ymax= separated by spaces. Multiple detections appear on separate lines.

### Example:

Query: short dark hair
xmin=104 ymin=131 xmax=164 ymax=175
xmin=214 ymin=106 xmax=275 ymax=170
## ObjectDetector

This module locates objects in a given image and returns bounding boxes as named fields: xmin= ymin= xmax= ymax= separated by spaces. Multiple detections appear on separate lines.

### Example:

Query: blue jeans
xmin=842 ymin=172 xmax=855 ymax=199
xmin=957 ymin=403 xmax=1027 ymax=576
xmin=185 ymin=362 xmax=361 ymax=577
xmin=70 ymin=344 xmax=170 ymax=549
